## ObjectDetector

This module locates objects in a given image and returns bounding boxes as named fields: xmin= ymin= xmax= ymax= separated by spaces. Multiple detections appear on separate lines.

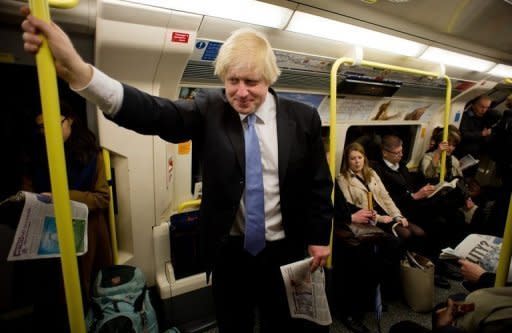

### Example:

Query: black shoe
xmin=340 ymin=316 xmax=370 ymax=333
xmin=435 ymin=274 xmax=451 ymax=289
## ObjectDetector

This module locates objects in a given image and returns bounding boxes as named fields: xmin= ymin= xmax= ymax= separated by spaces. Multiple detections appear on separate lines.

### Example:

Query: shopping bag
xmin=400 ymin=252 xmax=434 ymax=312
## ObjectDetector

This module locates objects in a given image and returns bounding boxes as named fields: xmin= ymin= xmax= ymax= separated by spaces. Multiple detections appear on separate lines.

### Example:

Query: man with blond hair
xmin=21 ymin=7 xmax=332 ymax=332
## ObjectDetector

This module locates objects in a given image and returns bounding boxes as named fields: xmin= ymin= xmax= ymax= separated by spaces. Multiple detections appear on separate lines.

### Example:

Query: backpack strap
xmin=134 ymin=285 xmax=147 ymax=312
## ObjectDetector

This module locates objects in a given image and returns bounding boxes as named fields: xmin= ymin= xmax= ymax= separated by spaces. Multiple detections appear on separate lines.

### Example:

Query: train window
xmin=344 ymin=124 xmax=419 ymax=164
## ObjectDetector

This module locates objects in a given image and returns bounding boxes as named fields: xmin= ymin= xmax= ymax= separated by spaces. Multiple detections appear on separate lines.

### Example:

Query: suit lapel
xmin=224 ymin=105 xmax=245 ymax=174
xmin=276 ymin=95 xmax=295 ymax=185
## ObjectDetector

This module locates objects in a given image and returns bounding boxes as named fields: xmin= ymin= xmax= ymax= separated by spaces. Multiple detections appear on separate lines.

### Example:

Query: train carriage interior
xmin=1 ymin=0 xmax=512 ymax=332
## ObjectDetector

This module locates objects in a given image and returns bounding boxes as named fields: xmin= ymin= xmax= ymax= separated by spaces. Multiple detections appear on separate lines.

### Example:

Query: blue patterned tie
xmin=244 ymin=114 xmax=265 ymax=255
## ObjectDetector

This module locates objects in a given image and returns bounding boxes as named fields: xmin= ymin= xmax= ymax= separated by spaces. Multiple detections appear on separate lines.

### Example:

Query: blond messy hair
xmin=214 ymin=28 xmax=280 ymax=85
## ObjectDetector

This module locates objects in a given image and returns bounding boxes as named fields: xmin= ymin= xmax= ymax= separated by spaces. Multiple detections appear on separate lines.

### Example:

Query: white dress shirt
xmin=383 ymin=158 xmax=399 ymax=171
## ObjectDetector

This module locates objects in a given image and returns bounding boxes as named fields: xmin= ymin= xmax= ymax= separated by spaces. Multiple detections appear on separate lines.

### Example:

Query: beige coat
xmin=337 ymin=169 xmax=402 ymax=223
xmin=421 ymin=151 xmax=463 ymax=180
xmin=456 ymin=287 xmax=512 ymax=333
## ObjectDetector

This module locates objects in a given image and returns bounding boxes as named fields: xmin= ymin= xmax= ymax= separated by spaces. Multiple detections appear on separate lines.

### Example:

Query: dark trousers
xmin=212 ymin=236 xmax=328 ymax=333
xmin=332 ymin=233 xmax=402 ymax=317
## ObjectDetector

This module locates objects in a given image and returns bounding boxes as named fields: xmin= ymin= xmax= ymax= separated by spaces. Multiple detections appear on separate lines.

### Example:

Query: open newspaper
xmin=428 ymin=178 xmax=459 ymax=198
xmin=7 ymin=191 xmax=88 ymax=261
xmin=440 ymin=233 xmax=512 ymax=282
xmin=459 ymin=154 xmax=479 ymax=171
xmin=280 ymin=257 xmax=332 ymax=326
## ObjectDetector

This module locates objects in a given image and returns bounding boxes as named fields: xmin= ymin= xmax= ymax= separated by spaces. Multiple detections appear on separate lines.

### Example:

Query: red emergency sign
xmin=171 ymin=32 xmax=190 ymax=43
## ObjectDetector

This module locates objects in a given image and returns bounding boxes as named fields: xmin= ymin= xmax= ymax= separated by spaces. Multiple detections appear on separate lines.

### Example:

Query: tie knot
xmin=247 ymin=113 xmax=257 ymax=126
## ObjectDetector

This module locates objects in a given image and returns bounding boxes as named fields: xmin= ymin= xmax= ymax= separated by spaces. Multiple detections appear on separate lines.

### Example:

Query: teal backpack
xmin=86 ymin=265 xmax=159 ymax=333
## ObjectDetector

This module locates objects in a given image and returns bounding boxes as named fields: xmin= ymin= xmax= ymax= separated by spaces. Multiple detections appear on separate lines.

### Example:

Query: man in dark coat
xmin=21 ymin=8 xmax=333 ymax=333
xmin=372 ymin=135 xmax=465 ymax=287
xmin=457 ymin=95 xmax=493 ymax=160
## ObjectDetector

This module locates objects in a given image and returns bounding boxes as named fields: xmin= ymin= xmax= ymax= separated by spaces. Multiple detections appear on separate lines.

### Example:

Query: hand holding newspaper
xmin=8 ymin=191 xmax=88 ymax=261
xmin=427 ymin=178 xmax=459 ymax=198
xmin=440 ymin=233 xmax=511 ymax=282
xmin=280 ymin=257 xmax=332 ymax=326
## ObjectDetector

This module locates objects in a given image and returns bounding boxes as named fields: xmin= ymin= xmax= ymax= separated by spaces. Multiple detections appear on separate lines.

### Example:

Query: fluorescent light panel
xmin=420 ymin=47 xmax=495 ymax=72
xmin=124 ymin=0 xmax=293 ymax=29
xmin=488 ymin=64 xmax=512 ymax=78
xmin=286 ymin=11 xmax=427 ymax=57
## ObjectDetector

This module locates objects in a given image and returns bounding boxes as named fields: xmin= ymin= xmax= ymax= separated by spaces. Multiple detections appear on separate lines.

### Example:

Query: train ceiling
xmin=276 ymin=0 xmax=512 ymax=63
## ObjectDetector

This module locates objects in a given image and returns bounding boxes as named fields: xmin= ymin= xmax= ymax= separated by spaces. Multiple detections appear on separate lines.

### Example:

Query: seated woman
xmin=421 ymin=125 xmax=463 ymax=184
xmin=23 ymin=101 xmax=113 ymax=331
xmin=337 ymin=142 xmax=425 ymax=249
xmin=421 ymin=127 xmax=475 ymax=243
xmin=332 ymin=179 xmax=402 ymax=333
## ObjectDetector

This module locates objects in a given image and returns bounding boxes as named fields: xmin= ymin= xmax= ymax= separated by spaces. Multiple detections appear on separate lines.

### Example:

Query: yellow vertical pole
xmin=439 ymin=77 xmax=452 ymax=183
xmin=327 ymin=57 xmax=352 ymax=268
xmin=495 ymin=194 xmax=512 ymax=287
xmin=29 ymin=1 xmax=86 ymax=332
xmin=102 ymin=148 xmax=119 ymax=264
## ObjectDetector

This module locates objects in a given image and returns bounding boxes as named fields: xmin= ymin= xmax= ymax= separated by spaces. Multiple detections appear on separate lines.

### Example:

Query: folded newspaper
xmin=7 ymin=191 xmax=88 ymax=261
xmin=280 ymin=257 xmax=332 ymax=326
xmin=440 ymin=233 xmax=511 ymax=282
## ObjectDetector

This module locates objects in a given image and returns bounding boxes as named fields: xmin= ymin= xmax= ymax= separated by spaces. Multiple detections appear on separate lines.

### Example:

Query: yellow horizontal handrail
xmin=48 ymin=0 xmax=79 ymax=9
xmin=177 ymin=199 xmax=201 ymax=213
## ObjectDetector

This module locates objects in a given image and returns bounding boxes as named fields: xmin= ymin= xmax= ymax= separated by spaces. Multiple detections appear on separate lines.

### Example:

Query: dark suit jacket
xmin=457 ymin=109 xmax=497 ymax=158
xmin=371 ymin=159 xmax=426 ymax=222
xmin=109 ymin=85 xmax=333 ymax=271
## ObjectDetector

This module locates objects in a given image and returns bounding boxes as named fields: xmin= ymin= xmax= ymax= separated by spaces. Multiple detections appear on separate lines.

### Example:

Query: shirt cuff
xmin=70 ymin=66 xmax=124 ymax=117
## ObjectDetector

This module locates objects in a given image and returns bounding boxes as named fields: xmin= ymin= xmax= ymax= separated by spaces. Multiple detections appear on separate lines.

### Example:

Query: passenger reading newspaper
xmin=440 ymin=234 xmax=512 ymax=282
xmin=427 ymin=178 xmax=459 ymax=199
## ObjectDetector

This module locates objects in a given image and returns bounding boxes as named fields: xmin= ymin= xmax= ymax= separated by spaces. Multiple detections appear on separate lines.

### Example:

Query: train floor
xmin=1 ymin=266 xmax=466 ymax=333
xmin=184 ymin=264 xmax=467 ymax=333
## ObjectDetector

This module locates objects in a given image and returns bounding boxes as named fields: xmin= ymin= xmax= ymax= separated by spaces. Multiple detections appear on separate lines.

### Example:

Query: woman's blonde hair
xmin=340 ymin=142 xmax=373 ymax=184
xmin=214 ymin=28 xmax=280 ymax=85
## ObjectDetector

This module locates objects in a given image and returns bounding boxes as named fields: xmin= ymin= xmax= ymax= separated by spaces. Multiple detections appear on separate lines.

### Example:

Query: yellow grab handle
xmin=177 ymin=199 xmax=201 ymax=213
xmin=30 ymin=1 xmax=85 ymax=332
xmin=49 ymin=0 xmax=80 ymax=9
xmin=439 ymin=75 xmax=453 ymax=183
